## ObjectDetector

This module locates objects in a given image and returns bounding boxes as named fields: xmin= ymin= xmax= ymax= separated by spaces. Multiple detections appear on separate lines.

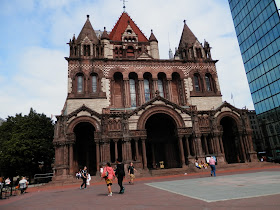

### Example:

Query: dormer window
xmin=83 ymin=45 xmax=90 ymax=56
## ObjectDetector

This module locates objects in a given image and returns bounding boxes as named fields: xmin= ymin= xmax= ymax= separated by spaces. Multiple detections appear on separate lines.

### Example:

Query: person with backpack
xmin=115 ymin=159 xmax=125 ymax=194
xmin=101 ymin=162 xmax=115 ymax=196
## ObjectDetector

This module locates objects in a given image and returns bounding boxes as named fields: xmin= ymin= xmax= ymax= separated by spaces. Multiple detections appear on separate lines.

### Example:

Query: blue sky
xmin=0 ymin=0 xmax=254 ymax=120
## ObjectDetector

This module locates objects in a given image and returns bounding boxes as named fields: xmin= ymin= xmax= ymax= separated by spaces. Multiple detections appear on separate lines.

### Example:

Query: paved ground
xmin=1 ymin=166 xmax=280 ymax=209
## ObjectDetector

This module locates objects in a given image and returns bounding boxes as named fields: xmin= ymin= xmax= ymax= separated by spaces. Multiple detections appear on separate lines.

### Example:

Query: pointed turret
xmin=149 ymin=30 xmax=159 ymax=59
xmin=177 ymin=20 xmax=206 ymax=60
xmin=101 ymin=27 xmax=110 ymax=40
xmin=149 ymin=30 xmax=158 ymax=42
xmin=179 ymin=20 xmax=198 ymax=49
xmin=76 ymin=15 xmax=99 ymax=44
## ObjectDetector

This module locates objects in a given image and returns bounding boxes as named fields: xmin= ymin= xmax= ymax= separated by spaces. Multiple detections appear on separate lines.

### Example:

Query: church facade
xmin=53 ymin=12 xmax=257 ymax=178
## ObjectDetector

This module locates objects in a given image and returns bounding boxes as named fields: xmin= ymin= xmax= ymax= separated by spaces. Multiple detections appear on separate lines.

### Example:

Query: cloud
xmin=0 ymin=0 xmax=255 ymax=119
xmin=0 ymin=47 xmax=67 ymax=119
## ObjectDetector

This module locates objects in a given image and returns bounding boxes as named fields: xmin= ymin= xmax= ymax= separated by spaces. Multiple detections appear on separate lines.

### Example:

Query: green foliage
xmin=0 ymin=108 xmax=54 ymax=177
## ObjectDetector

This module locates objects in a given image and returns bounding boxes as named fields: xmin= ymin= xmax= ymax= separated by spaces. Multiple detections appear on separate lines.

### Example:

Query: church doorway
xmin=73 ymin=122 xmax=97 ymax=175
xmin=145 ymin=113 xmax=180 ymax=169
xmin=220 ymin=116 xmax=242 ymax=164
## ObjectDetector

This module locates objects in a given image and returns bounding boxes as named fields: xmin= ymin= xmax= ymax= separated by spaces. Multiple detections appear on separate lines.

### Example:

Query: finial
xmin=151 ymin=29 xmax=153 ymax=33
xmin=104 ymin=27 xmax=106 ymax=31
xmin=87 ymin=15 xmax=89 ymax=19
xmin=121 ymin=0 xmax=128 ymax=12
xmin=128 ymin=20 xmax=130 ymax=24
xmin=183 ymin=20 xmax=186 ymax=24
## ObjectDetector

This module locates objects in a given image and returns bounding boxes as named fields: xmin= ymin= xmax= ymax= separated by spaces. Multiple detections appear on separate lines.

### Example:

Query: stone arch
xmin=107 ymin=67 xmax=126 ymax=79
xmin=67 ymin=116 xmax=101 ymax=135
xmin=137 ymin=105 xmax=185 ymax=130
xmin=171 ymin=68 xmax=185 ymax=79
xmin=216 ymin=111 xmax=244 ymax=164
xmin=89 ymin=67 xmax=104 ymax=78
xmin=215 ymin=111 xmax=242 ymax=129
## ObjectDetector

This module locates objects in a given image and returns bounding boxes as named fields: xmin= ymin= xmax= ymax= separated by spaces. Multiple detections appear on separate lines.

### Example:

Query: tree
xmin=0 ymin=108 xmax=54 ymax=178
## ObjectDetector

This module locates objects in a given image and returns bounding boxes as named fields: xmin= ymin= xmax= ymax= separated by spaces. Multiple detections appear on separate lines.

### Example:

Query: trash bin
xmin=159 ymin=161 xmax=164 ymax=169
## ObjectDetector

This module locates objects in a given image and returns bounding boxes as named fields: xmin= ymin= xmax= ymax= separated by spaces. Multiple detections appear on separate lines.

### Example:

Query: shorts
xmin=105 ymin=178 xmax=112 ymax=186
xmin=129 ymin=174 xmax=135 ymax=180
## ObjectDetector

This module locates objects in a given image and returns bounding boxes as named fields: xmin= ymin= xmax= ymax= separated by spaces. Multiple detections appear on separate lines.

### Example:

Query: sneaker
xmin=108 ymin=192 xmax=112 ymax=196
xmin=80 ymin=187 xmax=83 ymax=189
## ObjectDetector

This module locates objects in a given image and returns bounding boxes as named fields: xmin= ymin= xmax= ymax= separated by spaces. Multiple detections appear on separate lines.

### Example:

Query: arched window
xmin=205 ymin=74 xmax=213 ymax=91
xmin=130 ymin=79 xmax=137 ymax=107
xmin=92 ymin=74 xmax=97 ymax=93
xmin=77 ymin=75 xmax=83 ymax=93
xmin=144 ymin=79 xmax=151 ymax=101
xmin=129 ymin=72 xmax=138 ymax=107
xmin=194 ymin=74 xmax=201 ymax=92
xmin=144 ymin=72 xmax=152 ymax=102
xmin=196 ymin=48 xmax=202 ymax=58
xmin=158 ymin=73 xmax=167 ymax=98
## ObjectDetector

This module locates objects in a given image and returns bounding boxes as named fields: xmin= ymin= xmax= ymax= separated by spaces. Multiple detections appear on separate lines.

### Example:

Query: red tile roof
xmin=109 ymin=12 xmax=148 ymax=42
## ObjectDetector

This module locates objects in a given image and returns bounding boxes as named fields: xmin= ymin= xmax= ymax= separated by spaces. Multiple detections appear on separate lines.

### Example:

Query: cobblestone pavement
xmin=1 ymin=166 xmax=280 ymax=210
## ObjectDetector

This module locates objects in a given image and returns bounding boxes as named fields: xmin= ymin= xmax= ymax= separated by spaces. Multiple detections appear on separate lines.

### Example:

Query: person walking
xmin=80 ymin=166 xmax=87 ymax=189
xmin=128 ymin=162 xmax=137 ymax=184
xmin=115 ymin=159 xmax=125 ymax=194
xmin=209 ymin=156 xmax=216 ymax=177
xmin=102 ymin=162 xmax=115 ymax=196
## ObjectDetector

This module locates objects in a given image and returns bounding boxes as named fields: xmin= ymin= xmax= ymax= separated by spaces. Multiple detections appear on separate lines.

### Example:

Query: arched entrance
xmin=73 ymin=122 xmax=97 ymax=175
xmin=145 ymin=113 xmax=180 ymax=169
xmin=220 ymin=117 xmax=242 ymax=164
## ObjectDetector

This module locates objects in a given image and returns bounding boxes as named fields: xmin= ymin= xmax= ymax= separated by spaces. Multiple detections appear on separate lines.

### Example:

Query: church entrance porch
xmin=73 ymin=122 xmax=97 ymax=175
xmin=145 ymin=113 xmax=181 ymax=169
xmin=220 ymin=117 xmax=243 ymax=164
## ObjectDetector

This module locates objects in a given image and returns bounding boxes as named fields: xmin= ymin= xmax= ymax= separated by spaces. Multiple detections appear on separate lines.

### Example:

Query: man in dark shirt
xmin=80 ymin=166 xmax=87 ymax=189
xmin=115 ymin=159 xmax=125 ymax=194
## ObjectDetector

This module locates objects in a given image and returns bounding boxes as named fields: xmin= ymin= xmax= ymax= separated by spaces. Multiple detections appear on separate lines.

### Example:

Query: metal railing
xmin=34 ymin=173 xmax=53 ymax=184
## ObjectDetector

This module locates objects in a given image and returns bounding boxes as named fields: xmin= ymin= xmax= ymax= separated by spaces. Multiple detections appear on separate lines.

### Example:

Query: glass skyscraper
xmin=228 ymin=0 xmax=280 ymax=158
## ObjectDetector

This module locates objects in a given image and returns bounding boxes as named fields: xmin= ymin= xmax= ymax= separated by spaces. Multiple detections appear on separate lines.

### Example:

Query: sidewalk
xmin=1 ymin=164 xmax=280 ymax=209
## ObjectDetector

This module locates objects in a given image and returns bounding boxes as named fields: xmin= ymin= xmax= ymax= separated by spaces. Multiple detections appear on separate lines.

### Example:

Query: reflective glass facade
xmin=229 ymin=0 xmax=280 ymax=157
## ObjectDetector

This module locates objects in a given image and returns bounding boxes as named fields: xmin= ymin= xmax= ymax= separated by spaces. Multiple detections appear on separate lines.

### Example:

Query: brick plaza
xmin=1 ymin=166 xmax=280 ymax=209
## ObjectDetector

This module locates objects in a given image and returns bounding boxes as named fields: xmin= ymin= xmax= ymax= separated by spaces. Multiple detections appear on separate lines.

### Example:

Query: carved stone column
xmin=135 ymin=139 xmax=139 ymax=161
xmin=141 ymin=139 xmax=147 ymax=169
xmin=110 ymin=79 xmax=115 ymax=106
xmin=138 ymin=79 xmax=145 ymax=105
xmin=114 ymin=139 xmax=118 ymax=162
xmin=152 ymin=78 xmax=158 ymax=98
xmin=178 ymin=135 xmax=186 ymax=167
xmin=69 ymin=143 xmax=74 ymax=176
xmin=195 ymin=134 xmax=203 ymax=157
xmin=167 ymin=79 xmax=173 ymax=102
xmin=185 ymin=135 xmax=191 ymax=157
xmin=239 ymin=134 xmax=246 ymax=162
xmin=219 ymin=134 xmax=224 ymax=154
xmin=123 ymin=79 xmax=130 ymax=107
xmin=95 ymin=141 xmax=100 ymax=172
xmin=203 ymin=135 xmax=209 ymax=154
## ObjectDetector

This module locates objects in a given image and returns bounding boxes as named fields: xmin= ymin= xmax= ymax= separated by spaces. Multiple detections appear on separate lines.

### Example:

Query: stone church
xmin=53 ymin=12 xmax=257 ymax=179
